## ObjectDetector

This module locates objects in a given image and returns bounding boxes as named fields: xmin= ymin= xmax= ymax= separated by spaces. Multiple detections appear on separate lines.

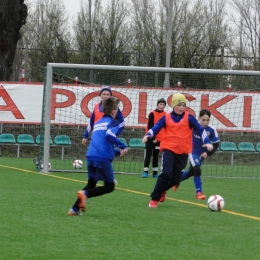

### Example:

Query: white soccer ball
xmin=207 ymin=195 xmax=225 ymax=211
xmin=73 ymin=159 xmax=83 ymax=169
xmin=40 ymin=162 xmax=52 ymax=170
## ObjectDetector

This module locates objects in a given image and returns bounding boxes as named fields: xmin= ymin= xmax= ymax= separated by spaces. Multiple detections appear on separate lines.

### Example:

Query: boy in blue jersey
xmin=68 ymin=97 xmax=128 ymax=216
xmin=174 ymin=109 xmax=220 ymax=199
xmin=142 ymin=93 xmax=213 ymax=208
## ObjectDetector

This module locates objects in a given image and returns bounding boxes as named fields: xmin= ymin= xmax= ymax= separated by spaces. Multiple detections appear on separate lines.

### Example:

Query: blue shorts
xmin=189 ymin=153 xmax=204 ymax=167
xmin=87 ymin=160 xmax=114 ymax=183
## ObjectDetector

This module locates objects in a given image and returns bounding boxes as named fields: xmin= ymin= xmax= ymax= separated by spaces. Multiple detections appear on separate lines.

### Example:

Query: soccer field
xmin=0 ymin=157 xmax=260 ymax=260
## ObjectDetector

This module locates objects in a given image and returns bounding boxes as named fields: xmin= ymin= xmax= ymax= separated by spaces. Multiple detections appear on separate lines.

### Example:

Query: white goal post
xmin=40 ymin=63 xmax=260 ymax=176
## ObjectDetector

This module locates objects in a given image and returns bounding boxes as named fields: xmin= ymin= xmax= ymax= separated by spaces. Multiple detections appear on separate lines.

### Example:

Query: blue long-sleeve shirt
xmin=83 ymin=102 xmax=125 ymax=139
xmin=87 ymin=115 xmax=127 ymax=163
xmin=146 ymin=111 xmax=211 ymax=146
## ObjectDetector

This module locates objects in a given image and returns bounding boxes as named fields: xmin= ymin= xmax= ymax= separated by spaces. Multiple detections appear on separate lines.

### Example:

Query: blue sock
xmin=194 ymin=176 xmax=202 ymax=193
xmin=181 ymin=170 xmax=190 ymax=181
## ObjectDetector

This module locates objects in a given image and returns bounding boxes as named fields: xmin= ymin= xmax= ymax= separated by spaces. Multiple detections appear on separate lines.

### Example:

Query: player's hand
xmin=203 ymin=143 xmax=213 ymax=151
xmin=152 ymin=140 xmax=157 ymax=144
xmin=142 ymin=135 xmax=149 ymax=143
xmin=82 ymin=138 xmax=87 ymax=145
xmin=200 ymin=152 xmax=207 ymax=159
xmin=120 ymin=148 xmax=128 ymax=156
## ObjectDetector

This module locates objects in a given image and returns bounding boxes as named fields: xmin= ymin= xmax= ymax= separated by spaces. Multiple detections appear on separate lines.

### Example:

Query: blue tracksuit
xmin=86 ymin=115 xmax=127 ymax=182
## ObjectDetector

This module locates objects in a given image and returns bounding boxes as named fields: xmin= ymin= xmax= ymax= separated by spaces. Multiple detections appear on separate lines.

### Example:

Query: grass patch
xmin=0 ymin=157 xmax=260 ymax=259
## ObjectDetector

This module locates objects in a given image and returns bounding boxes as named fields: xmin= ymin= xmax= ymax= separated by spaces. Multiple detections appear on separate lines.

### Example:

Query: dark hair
xmin=102 ymin=97 xmax=119 ymax=115
xmin=199 ymin=109 xmax=211 ymax=118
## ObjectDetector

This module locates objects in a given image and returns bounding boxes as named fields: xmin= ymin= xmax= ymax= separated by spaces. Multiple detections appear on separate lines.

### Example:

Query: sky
xmin=63 ymin=0 xmax=82 ymax=21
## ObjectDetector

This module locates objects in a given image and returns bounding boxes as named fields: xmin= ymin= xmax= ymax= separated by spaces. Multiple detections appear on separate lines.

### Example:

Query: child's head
xmin=198 ymin=109 xmax=211 ymax=128
xmin=157 ymin=98 xmax=166 ymax=111
xmin=171 ymin=93 xmax=187 ymax=115
xmin=100 ymin=86 xmax=112 ymax=101
xmin=102 ymin=97 xmax=119 ymax=118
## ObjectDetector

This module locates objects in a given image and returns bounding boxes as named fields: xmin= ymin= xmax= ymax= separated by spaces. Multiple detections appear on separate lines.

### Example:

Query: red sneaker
xmin=172 ymin=184 xmax=180 ymax=191
xmin=77 ymin=190 xmax=87 ymax=211
xmin=159 ymin=191 xmax=166 ymax=202
xmin=196 ymin=192 xmax=206 ymax=200
xmin=149 ymin=200 xmax=158 ymax=208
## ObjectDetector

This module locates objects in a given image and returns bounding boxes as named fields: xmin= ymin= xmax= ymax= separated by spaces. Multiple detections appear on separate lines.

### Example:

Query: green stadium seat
xmin=220 ymin=142 xmax=238 ymax=151
xmin=54 ymin=135 xmax=72 ymax=159
xmin=0 ymin=133 xmax=16 ymax=143
xmin=220 ymin=142 xmax=238 ymax=166
xmin=256 ymin=143 xmax=260 ymax=152
xmin=54 ymin=135 xmax=72 ymax=145
xmin=129 ymin=138 xmax=145 ymax=148
xmin=238 ymin=142 xmax=256 ymax=152
xmin=17 ymin=134 xmax=35 ymax=144
xmin=36 ymin=135 xmax=53 ymax=145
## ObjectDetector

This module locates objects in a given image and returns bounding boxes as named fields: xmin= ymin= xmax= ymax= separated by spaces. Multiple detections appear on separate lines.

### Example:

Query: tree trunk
xmin=0 ymin=0 xmax=27 ymax=81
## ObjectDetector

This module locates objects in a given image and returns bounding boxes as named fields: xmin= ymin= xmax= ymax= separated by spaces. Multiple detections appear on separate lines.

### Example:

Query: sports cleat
xmin=196 ymin=192 xmax=206 ymax=200
xmin=159 ymin=191 xmax=166 ymax=202
xmin=77 ymin=190 xmax=87 ymax=211
xmin=142 ymin=172 xmax=148 ymax=178
xmin=114 ymin=179 xmax=118 ymax=186
xmin=68 ymin=208 xmax=83 ymax=216
xmin=172 ymin=184 xmax=180 ymax=191
xmin=149 ymin=200 xmax=158 ymax=208
xmin=152 ymin=174 xmax=158 ymax=178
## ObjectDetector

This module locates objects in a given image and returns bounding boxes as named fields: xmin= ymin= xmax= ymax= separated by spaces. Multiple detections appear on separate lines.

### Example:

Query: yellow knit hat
xmin=171 ymin=93 xmax=187 ymax=108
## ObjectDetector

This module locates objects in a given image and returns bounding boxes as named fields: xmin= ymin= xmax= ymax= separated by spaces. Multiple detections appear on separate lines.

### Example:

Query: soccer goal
xmin=39 ymin=64 xmax=260 ymax=178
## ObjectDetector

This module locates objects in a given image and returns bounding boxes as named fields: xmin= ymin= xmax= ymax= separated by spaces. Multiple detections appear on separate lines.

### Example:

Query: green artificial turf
xmin=0 ymin=157 xmax=260 ymax=260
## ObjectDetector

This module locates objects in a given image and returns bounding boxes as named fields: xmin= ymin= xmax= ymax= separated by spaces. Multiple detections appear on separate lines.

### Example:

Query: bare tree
xmin=229 ymin=0 xmax=260 ymax=70
xmin=0 ymin=0 xmax=27 ymax=81
xmin=21 ymin=0 xmax=72 ymax=81
xmin=73 ymin=0 xmax=132 ymax=66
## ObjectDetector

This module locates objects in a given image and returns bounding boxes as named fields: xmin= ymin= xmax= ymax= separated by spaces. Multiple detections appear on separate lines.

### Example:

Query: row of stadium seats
xmin=0 ymin=134 xmax=71 ymax=158
xmin=220 ymin=141 xmax=259 ymax=152
xmin=219 ymin=141 xmax=260 ymax=165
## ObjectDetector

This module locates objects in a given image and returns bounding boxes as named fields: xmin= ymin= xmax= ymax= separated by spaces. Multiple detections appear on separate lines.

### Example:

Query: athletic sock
xmin=194 ymin=176 xmax=202 ymax=193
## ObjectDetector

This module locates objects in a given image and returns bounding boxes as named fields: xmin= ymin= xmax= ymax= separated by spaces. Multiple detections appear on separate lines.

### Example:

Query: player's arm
xmin=115 ymin=109 xmax=125 ymax=136
xmin=206 ymin=127 xmax=220 ymax=156
xmin=207 ymin=141 xmax=219 ymax=156
xmin=106 ymin=119 xmax=127 ymax=150
xmin=147 ymin=112 xmax=157 ymax=142
xmin=142 ymin=116 xmax=166 ymax=143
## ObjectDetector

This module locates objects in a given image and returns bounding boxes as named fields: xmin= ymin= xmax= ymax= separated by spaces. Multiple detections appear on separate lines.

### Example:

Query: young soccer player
xmin=175 ymin=109 xmax=220 ymax=200
xmin=68 ymin=97 xmax=128 ymax=216
xmin=82 ymin=85 xmax=125 ymax=143
xmin=142 ymin=93 xmax=213 ymax=208
xmin=142 ymin=98 xmax=166 ymax=178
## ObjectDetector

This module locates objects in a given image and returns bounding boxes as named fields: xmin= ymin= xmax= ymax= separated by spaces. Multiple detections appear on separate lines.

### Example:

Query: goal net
xmin=38 ymin=64 xmax=260 ymax=178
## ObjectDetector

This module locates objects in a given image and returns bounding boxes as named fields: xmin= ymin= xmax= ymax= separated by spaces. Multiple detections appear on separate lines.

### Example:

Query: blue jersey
xmin=192 ymin=123 xmax=220 ymax=156
xmin=86 ymin=115 xmax=127 ymax=163
xmin=147 ymin=111 xmax=211 ymax=146
xmin=83 ymin=102 xmax=125 ymax=138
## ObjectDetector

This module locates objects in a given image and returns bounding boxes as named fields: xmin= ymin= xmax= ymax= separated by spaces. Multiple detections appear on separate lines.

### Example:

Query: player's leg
xmin=181 ymin=153 xmax=196 ymax=181
xmin=152 ymin=148 xmax=160 ymax=178
xmin=190 ymin=157 xmax=206 ymax=200
xmin=143 ymin=148 xmax=152 ymax=178
xmin=68 ymin=162 xmax=97 ymax=215
xmin=150 ymin=150 xmax=181 ymax=207
xmin=84 ymin=161 xmax=115 ymax=197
